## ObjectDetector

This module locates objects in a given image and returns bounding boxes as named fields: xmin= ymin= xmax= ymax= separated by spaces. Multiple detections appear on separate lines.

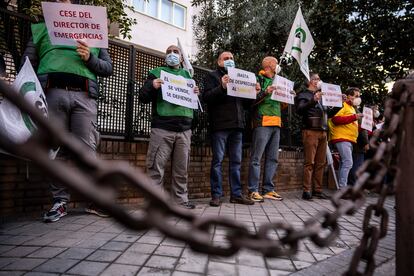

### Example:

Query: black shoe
xmin=313 ymin=191 xmax=329 ymax=199
xmin=302 ymin=192 xmax=313 ymax=201
xmin=43 ymin=201 xmax=67 ymax=223
xmin=230 ymin=196 xmax=255 ymax=205
xmin=209 ymin=198 xmax=221 ymax=207
xmin=85 ymin=204 xmax=110 ymax=218
xmin=180 ymin=201 xmax=196 ymax=209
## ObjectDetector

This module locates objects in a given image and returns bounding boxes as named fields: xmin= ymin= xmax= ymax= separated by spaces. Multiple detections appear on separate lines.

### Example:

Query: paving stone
xmin=100 ymin=264 xmax=141 ymax=276
xmin=175 ymin=249 xmax=207 ymax=273
xmin=238 ymin=265 xmax=269 ymax=276
xmin=0 ymin=245 xmax=15 ymax=254
xmin=292 ymin=260 xmax=313 ymax=270
xmin=86 ymin=249 xmax=122 ymax=262
xmin=74 ymin=238 xmax=108 ymax=249
xmin=127 ymin=243 xmax=157 ymax=254
xmin=154 ymin=245 xmax=183 ymax=257
xmin=57 ymin=248 xmax=94 ymax=260
xmin=145 ymin=255 xmax=177 ymax=270
xmin=236 ymin=251 xmax=266 ymax=267
xmin=0 ymin=271 xmax=25 ymax=276
xmin=0 ymin=235 xmax=34 ymax=245
xmin=113 ymin=234 xmax=140 ymax=243
xmin=172 ymin=271 xmax=203 ymax=276
xmin=1 ymin=246 xmax=40 ymax=257
xmin=207 ymin=261 xmax=237 ymax=276
xmin=269 ymin=269 xmax=291 ymax=276
xmin=66 ymin=260 xmax=108 ymax=276
xmin=0 ymin=257 xmax=18 ymax=269
xmin=265 ymin=258 xmax=295 ymax=271
xmin=3 ymin=258 xmax=46 ymax=271
xmin=34 ymin=258 xmax=79 ymax=273
xmin=28 ymin=247 xmax=67 ymax=258
xmin=116 ymin=252 xmax=150 ymax=266
xmin=24 ymin=272 xmax=60 ymax=276
xmin=137 ymin=266 xmax=171 ymax=275
xmin=137 ymin=235 xmax=164 ymax=245
xmin=101 ymin=241 xmax=131 ymax=251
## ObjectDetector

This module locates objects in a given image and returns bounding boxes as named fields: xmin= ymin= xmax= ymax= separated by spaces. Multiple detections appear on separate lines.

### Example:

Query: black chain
xmin=0 ymin=79 xmax=407 ymax=275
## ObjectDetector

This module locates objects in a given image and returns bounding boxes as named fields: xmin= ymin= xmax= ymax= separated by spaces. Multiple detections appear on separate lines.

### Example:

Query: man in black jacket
xmin=202 ymin=51 xmax=255 ymax=207
xmin=295 ymin=72 xmax=329 ymax=200
xmin=23 ymin=0 xmax=113 ymax=222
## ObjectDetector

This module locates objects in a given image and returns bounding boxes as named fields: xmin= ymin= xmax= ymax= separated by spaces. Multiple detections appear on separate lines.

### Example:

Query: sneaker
xmin=263 ymin=191 xmax=283 ymax=201
xmin=302 ymin=191 xmax=313 ymax=201
xmin=85 ymin=204 xmax=110 ymax=218
xmin=209 ymin=198 xmax=221 ymax=207
xmin=180 ymin=201 xmax=196 ymax=209
xmin=43 ymin=201 xmax=67 ymax=223
xmin=230 ymin=195 xmax=255 ymax=205
xmin=313 ymin=191 xmax=329 ymax=199
xmin=248 ymin=191 xmax=264 ymax=202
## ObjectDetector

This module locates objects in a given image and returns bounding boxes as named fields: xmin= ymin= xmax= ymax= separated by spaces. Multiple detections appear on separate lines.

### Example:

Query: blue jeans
xmin=210 ymin=130 xmax=243 ymax=198
xmin=335 ymin=142 xmax=353 ymax=188
xmin=248 ymin=126 xmax=280 ymax=193
xmin=348 ymin=152 xmax=365 ymax=186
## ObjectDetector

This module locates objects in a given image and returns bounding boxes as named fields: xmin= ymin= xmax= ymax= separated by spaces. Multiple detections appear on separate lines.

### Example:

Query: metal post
xmin=396 ymin=79 xmax=414 ymax=276
xmin=125 ymin=45 xmax=136 ymax=141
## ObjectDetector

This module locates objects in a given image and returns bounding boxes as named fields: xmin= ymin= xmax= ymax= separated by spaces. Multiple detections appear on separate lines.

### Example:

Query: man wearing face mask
xmin=328 ymin=87 xmax=363 ymax=189
xmin=295 ymin=72 xmax=329 ymax=200
xmin=22 ymin=0 xmax=113 ymax=222
xmin=139 ymin=45 xmax=199 ymax=209
xmin=202 ymin=51 xmax=255 ymax=207
xmin=247 ymin=56 xmax=283 ymax=202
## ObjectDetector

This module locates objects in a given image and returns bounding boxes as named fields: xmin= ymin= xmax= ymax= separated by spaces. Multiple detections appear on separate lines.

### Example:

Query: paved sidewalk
xmin=0 ymin=192 xmax=395 ymax=276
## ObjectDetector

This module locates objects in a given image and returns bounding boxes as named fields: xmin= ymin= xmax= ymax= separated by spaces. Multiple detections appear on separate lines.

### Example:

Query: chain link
xmin=0 ymin=79 xmax=409 ymax=276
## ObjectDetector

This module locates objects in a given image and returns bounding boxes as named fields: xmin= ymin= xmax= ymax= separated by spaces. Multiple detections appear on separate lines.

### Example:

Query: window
xmin=132 ymin=0 xmax=186 ymax=29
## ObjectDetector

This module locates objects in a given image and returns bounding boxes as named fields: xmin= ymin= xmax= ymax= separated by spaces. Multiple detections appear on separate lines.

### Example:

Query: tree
xmin=192 ymin=0 xmax=414 ymax=107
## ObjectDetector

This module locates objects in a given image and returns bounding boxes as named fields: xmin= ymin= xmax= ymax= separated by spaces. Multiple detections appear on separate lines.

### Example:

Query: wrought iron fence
xmin=0 ymin=7 xmax=301 ymax=147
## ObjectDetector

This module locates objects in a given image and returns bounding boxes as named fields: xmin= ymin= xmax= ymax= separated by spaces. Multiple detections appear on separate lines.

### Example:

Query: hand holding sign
xmin=76 ymin=40 xmax=90 ymax=61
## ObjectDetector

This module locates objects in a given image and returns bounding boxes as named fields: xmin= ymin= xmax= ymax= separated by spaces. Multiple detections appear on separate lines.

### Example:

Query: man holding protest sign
xmin=138 ymin=45 xmax=199 ymax=210
xmin=295 ymin=73 xmax=329 ymax=200
xmin=328 ymin=87 xmax=363 ymax=189
xmin=22 ymin=0 xmax=113 ymax=222
xmin=247 ymin=56 xmax=284 ymax=202
xmin=202 ymin=51 xmax=257 ymax=207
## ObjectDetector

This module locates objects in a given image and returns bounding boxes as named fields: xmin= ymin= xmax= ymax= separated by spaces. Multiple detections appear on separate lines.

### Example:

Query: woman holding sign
xmin=139 ymin=45 xmax=199 ymax=210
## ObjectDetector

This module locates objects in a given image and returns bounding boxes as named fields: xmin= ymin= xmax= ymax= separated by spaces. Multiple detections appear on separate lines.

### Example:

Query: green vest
xmin=257 ymin=75 xmax=281 ymax=117
xmin=31 ymin=23 xmax=100 ymax=81
xmin=150 ymin=67 xmax=194 ymax=119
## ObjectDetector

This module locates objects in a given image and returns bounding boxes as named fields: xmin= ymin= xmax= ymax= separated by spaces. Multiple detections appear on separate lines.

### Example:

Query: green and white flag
xmin=283 ymin=7 xmax=314 ymax=80
xmin=0 ymin=57 xmax=47 ymax=144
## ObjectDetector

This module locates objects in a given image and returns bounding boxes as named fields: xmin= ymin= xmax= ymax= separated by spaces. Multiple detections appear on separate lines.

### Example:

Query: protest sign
xmin=160 ymin=71 xmax=198 ymax=109
xmin=227 ymin=67 xmax=257 ymax=99
xmin=41 ymin=2 xmax=108 ymax=48
xmin=270 ymin=75 xmax=295 ymax=104
xmin=321 ymin=82 xmax=342 ymax=107
xmin=361 ymin=106 xmax=373 ymax=131
xmin=0 ymin=57 xmax=47 ymax=145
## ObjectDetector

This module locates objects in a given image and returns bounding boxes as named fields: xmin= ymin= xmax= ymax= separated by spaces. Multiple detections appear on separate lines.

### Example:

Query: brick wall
xmin=0 ymin=140 xmax=304 ymax=219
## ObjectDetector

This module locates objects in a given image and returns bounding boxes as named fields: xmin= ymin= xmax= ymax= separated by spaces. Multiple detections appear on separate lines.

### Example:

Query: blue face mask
xmin=223 ymin=59 xmax=235 ymax=71
xmin=165 ymin=53 xmax=180 ymax=67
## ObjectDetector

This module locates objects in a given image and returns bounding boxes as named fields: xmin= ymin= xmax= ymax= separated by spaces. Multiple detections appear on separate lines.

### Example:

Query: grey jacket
xmin=22 ymin=37 xmax=113 ymax=99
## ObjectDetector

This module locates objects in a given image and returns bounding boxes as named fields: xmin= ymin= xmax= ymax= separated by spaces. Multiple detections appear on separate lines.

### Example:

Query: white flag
xmin=283 ymin=7 xmax=315 ymax=80
xmin=177 ymin=37 xmax=194 ymax=77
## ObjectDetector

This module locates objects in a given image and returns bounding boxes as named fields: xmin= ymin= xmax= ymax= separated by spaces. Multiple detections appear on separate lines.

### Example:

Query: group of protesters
xmin=18 ymin=0 xmax=385 ymax=223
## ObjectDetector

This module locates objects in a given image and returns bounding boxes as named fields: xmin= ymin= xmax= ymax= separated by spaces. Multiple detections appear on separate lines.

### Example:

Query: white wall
xmin=123 ymin=0 xmax=197 ymax=59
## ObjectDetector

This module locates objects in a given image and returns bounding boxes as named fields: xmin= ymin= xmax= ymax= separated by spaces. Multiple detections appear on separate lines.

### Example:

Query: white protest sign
xmin=227 ymin=67 xmax=257 ymax=99
xmin=271 ymin=75 xmax=295 ymax=105
xmin=0 ymin=57 xmax=47 ymax=145
xmin=361 ymin=107 xmax=373 ymax=131
xmin=321 ymin=82 xmax=342 ymax=107
xmin=160 ymin=71 xmax=198 ymax=109
xmin=41 ymin=2 xmax=108 ymax=48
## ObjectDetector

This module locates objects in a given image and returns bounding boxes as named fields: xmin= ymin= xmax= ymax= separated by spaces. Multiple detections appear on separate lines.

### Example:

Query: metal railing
xmin=0 ymin=7 xmax=301 ymax=147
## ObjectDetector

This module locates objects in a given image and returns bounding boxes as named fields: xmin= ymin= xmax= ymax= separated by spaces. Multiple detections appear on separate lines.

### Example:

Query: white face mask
xmin=276 ymin=65 xmax=282 ymax=75
xmin=374 ymin=110 xmax=380 ymax=118
xmin=353 ymin=97 xmax=362 ymax=107
xmin=165 ymin=53 xmax=180 ymax=67
xmin=316 ymin=80 xmax=322 ymax=90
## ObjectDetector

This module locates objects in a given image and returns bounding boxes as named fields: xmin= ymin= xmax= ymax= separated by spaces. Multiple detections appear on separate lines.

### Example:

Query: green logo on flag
xmin=292 ymin=27 xmax=306 ymax=53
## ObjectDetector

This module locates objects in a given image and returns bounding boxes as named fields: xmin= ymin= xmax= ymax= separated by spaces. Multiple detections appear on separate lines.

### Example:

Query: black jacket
xmin=295 ymin=88 xmax=328 ymax=131
xmin=202 ymin=68 xmax=248 ymax=132
xmin=138 ymin=72 xmax=192 ymax=132
xmin=22 ymin=37 xmax=113 ymax=99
